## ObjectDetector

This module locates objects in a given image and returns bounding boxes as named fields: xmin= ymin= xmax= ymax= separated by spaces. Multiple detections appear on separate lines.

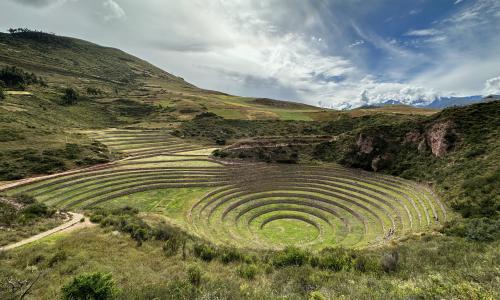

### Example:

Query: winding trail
xmin=0 ymin=212 xmax=94 ymax=251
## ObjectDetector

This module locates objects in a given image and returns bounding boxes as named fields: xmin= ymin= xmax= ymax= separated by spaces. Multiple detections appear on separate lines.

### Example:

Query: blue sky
xmin=2 ymin=0 xmax=500 ymax=108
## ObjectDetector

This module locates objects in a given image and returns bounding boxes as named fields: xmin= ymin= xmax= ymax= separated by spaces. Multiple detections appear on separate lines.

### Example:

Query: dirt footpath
xmin=0 ymin=212 xmax=95 ymax=251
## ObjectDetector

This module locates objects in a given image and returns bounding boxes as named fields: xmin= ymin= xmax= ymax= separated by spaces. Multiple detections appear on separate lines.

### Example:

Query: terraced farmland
xmin=85 ymin=129 xmax=217 ymax=159
xmin=188 ymin=164 xmax=446 ymax=249
xmin=4 ymin=130 xmax=446 ymax=250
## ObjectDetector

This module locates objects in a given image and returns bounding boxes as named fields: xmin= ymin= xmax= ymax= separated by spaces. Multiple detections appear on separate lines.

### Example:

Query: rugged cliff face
xmin=349 ymin=119 xmax=458 ymax=172
xmin=425 ymin=121 xmax=456 ymax=157
xmin=322 ymin=101 xmax=500 ymax=220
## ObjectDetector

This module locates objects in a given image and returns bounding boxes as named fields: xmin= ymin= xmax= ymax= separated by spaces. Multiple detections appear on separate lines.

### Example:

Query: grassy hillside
xmin=0 ymin=30 xmax=335 ymax=123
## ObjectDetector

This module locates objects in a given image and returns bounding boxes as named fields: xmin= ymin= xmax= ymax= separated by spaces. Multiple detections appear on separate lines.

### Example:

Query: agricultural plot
xmin=85 ymin=129 xmax=211 ymax=158
xmin=4 ymin=130 xmax=446 ymax=250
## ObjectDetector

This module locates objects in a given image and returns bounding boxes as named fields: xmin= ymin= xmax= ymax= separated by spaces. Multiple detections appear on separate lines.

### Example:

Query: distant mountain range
xmin=381 ymin=95 xmax=499 ymax=109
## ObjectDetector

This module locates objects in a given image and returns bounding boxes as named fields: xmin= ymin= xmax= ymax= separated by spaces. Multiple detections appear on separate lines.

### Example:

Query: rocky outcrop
xmin=425 ymin=121 xmax=456 ymax=157
xmin=355 ymin=133 xmax=391 ymax=171
xmin=404 ymin=130 xmax=421 ymax=144
xmin=371 ymin=153 xmax=393 ymax=172
xmin=356 ymin=133 xmax=375 ymax=154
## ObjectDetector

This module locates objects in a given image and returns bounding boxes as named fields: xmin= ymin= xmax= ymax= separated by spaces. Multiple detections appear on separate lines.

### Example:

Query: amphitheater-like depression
xmin=3 ymin=130 xmax=447 ymax=250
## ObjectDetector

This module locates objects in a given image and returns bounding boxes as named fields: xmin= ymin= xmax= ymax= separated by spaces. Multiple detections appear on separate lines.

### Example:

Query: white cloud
xmin=483 ymin=76 xmax=500 ymax=95
xmin=349 ymin=40 xmax=364 ymax=48
xmin=102 ymin=0 xmax=125 ymax=21
xmin=454 ymin=0 xmax=464 ymax=4
xmin=332 ymin=80 xmax=440 ymax=109
xmin=405 ymin=28 xmax=440 ymax=36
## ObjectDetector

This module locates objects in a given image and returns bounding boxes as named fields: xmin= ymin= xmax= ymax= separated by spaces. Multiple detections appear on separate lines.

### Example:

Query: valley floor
xmin=1 ymin=128 xmax=497 ymax=299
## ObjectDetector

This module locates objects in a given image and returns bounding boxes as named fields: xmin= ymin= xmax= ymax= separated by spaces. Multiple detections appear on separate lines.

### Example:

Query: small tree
xmin=61 ymin=87 xmax=79 ymax=105
xmin=0 ymin=86 xmax=5 ymax=100
xmin=61 ymin=272 xmax=116 ymax=300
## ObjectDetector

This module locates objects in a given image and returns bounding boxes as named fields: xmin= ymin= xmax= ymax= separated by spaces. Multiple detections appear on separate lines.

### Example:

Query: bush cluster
xmin=192 ymin=243 xmax=251 ymax=264
xmin=237 ymin=264 xmax=258 ymax=280
xmin=61 ymin=272 xmax=116 ymax=300
xmin=0 ymin=66 xmax=44 ymax=89
xmin=0 ymin=142 xmax=112 ymax=180
xmin=0 ymin=195 xmax=54 ymax=227
xmin=269 ymin=247 xmax=383 ymax=273
xmin=61 ymin=87 xmax=80 ymax=105
xmin=90 ymin=207 xmax=189 ymax=247
xmin=442 ymin=217 xmax=500 ymax=242
xmin=86 ymin=87 xmax=104 ymax=96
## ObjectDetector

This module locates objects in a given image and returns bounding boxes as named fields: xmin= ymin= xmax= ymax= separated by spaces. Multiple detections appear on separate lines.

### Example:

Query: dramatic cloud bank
xmin=2 ymin=0 xmax=499 ymax=108
xmin=484 ymin=76 xmax=500 ymax=96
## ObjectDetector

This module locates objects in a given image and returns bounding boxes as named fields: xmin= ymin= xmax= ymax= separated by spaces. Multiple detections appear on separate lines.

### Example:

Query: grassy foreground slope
xmin=1 ymin=226 xmax=498 ymax=299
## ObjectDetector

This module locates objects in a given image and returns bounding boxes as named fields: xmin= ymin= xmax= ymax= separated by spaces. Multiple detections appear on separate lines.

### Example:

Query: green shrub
xmin=237 ymin=264 xmax=258 ymax=280
xmin=131 ymin=227 xmax=147 ymax=246
xmin=0 ymin=86 xmax=4 ymax=99
xmin=0 ymin=202 xmax=17 ymax=226
xmin=61 ymin=87 xmax=80 ymax=105
xmin=61 ymin=272 xmax=117 ymax=300
xmin=187 ymin=265 xmax=202 ymax=286
xmin=309 ymin=291 xmax=327 ymax=300
xmin=15 ymin=194 xmax=36 ymax=205
xmin=21 ymin=202 xmax=50 ymax=217
xmin=353 ymin=254 xmax=379 ymax=273
xmin=219 ymin=247 xmax=244 ymax=264
xmin=0 ymin=129 xmax=24 ymax=142
xmin=193 ymin=243 xmax=218 ymax=262
xmin=443 ymin=218 xmax=499 ymax=242
xmin=89 ymin=214 xmax=104 ymax=223
xmin=310 ymin=247 xmax=354 ymax=272
xmin=86 ymin=87 xmax=104 ymax=96
xmin=0 ymin=66 xmax=39 ymax=88
xmin=152 ymin=223 xmax=183 ymax=241
xmin=272 ymin=247 xmax=309 ymax=267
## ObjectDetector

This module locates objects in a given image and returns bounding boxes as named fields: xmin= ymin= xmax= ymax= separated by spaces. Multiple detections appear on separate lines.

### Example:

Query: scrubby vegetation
xmin=89 ymin=206 xmax=191 ymax=248
xmin=0 ymin=142 xmax=112 ymax=180
xmin=61 ymin=88 xmax=80 ymax=105
xmin=61 ymin=272 xmax=117 ymax=300
xmin=7 ymin=28 xmax=71 ymax=46
xmin=0 ymin=66 xmax=44 ymax=90
xmin=0 ymin=194 xmax=66 ymax=247
xmin=0 ymin=222 xmax=497 ymax=299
